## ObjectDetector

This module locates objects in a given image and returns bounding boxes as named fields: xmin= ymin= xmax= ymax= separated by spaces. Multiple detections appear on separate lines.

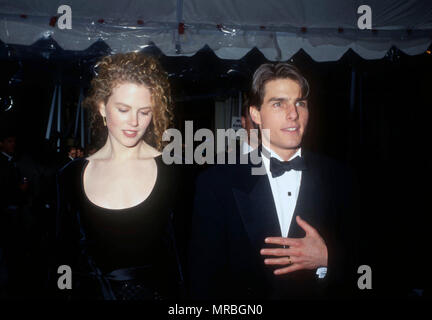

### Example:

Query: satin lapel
xmin=287 ymin=151 xmax=325 ymax=238
xmin=232 ymin=153 xmax=281 ymax=254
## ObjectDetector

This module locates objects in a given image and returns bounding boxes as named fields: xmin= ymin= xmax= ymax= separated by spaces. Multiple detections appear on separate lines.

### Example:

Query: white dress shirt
xmin=262 ymin=147 xmax=302 ymax=238
xmin=261 ymin=146 xmax=327 ymax=278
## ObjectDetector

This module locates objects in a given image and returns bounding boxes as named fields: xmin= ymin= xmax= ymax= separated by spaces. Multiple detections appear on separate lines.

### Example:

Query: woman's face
xmin=99 ymin=82 xmax=153 ymax=148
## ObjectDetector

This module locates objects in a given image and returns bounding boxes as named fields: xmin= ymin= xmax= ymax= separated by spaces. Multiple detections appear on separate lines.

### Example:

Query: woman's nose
xmin=128 ymin=112 xmax=139 ymax=126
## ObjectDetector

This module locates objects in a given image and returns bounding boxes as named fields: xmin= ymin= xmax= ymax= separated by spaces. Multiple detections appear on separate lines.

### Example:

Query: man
xmin=76 ymin=147 xmax=85 ymax=158
xmin=67 ymin=146 xmax=77 ymax=161
xmin=240 ymin=96 xmax=259 ymax=155
xmin=188 ymin=63 xmax=360 ymax=299
xmin=58 ymin=145 xmax=77 ymax=169
xmin=223 ymin=98 xmax=259 ymax=158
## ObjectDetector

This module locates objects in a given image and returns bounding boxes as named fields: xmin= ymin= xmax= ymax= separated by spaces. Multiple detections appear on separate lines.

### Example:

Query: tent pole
xmin=74 ymin=88 xmax=82 ymax=139
xmin=45 ymin=85 xmax=57 ymax=140
xmin=348 ymin=67 xmax=356 ymax=161
xmin=57 ymin=85 xmax=62 ymax=152
xmin=175 ymin=0 xmax=184 ymax=54
xmin=80 ymin=89 xmax=85 ymax=148
xmin=238 ymin=91 xmax=242 ymax=117
xmin=358 ymin=71 xmax=363 ymax=145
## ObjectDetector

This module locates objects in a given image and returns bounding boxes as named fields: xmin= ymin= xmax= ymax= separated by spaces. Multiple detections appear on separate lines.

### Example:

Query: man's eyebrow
xmin=267 ymin=97 xmax=287 ymax=102
xmin=267 ymin=97 xmax=306 ymax=102
xmin=295 ymin=97 xmax=307 ymax=102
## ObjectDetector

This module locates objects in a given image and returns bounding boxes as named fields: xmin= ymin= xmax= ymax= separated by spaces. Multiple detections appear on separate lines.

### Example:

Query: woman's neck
xmin=93 ymin=139 xmax=159 ymax=162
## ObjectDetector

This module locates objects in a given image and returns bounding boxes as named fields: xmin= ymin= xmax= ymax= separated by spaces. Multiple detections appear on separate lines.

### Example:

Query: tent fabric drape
xmin=0 ymin=0 xmax=431 ymax=61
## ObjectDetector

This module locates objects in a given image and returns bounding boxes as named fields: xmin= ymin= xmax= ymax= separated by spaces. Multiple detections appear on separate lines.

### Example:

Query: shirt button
xmin=288 ymin=192 xmax=292 ymax=196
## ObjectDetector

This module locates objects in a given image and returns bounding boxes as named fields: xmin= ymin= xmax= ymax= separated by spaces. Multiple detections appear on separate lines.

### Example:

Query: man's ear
xmin=249 ymin=106 xmax=261 ymax=126
xmin=98 ymin=102 xmax=106 ymax=118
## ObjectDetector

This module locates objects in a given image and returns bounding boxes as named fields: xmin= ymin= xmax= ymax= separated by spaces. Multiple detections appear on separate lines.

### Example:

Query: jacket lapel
xmin=287 ymin=150 xmax=326 ymax=238
xmin=232 ymin=149 xmax=327 ymax=251
xmin=232 ymin=149 xmax=281 ymax=254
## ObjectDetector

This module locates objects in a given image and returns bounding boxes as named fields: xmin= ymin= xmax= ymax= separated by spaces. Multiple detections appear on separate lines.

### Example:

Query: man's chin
xmin=270 ymin=143 xmax=301 ymax=151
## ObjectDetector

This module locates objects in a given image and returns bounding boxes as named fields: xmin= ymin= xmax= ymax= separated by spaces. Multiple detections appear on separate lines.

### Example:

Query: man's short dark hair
xmin=249 ymin=63 xmax=310 ymax=110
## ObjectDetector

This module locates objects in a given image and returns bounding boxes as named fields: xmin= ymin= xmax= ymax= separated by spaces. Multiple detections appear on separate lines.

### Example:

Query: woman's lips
xmin=123 ymin=130 xmax=138 ymax=138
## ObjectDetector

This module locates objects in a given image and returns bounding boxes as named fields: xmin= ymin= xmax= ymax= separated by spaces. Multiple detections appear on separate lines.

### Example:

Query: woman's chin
xmin=124 ymin=140 xmax=142 ymax=148
xmin=108 ymin=135 xmax=143 ymax=148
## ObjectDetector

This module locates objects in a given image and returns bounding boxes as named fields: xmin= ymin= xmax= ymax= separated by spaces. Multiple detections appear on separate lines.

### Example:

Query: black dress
xmin=54 ymin=155 xmax=184 ymax=300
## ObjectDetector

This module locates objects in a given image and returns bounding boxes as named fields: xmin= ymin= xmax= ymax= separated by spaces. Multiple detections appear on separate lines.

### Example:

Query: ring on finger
xmin=287 ymin=256 xmax=292 ymax=265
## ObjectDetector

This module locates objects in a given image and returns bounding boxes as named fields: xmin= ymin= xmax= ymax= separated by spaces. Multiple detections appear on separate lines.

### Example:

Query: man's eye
xmin=295 ymin=101 xmax=306 ymax=107
xmin=273 ymin=102 xmax=281 ymax=107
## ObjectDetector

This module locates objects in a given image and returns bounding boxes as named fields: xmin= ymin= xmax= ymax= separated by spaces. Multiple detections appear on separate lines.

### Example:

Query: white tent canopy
xmin=1 ymin=0 xmax=431 ymax=61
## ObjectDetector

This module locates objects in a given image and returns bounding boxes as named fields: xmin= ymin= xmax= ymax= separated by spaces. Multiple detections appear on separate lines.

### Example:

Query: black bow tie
xmin=269 ymin=156 xmax=307 ymax=178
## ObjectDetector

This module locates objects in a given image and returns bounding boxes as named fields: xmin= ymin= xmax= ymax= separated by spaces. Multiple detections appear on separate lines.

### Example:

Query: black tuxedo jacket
xmin=188 ymin=148 xmax=360 ymax=299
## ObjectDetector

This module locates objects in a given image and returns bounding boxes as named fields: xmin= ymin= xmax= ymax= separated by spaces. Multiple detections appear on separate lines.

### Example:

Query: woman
xmin=54 ymin=53 xmax=184 ymax=300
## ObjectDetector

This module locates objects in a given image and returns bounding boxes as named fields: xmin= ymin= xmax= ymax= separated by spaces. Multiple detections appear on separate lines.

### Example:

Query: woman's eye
xmin=118 ymin=109 xmax=128 ymax=113
xmin=140 ymin=111 xmax=150 ymax=116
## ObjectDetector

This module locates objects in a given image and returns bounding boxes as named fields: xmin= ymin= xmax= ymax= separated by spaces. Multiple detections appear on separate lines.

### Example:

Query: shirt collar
xmin=261 ymin=145 xmax=302 ymax=176
xmin=261 ymin=145 xmax=302 ymax=161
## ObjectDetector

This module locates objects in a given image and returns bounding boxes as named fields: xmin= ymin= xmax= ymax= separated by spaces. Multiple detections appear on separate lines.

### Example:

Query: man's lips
xmin=281 ymin=127 xmax=299 ymax=132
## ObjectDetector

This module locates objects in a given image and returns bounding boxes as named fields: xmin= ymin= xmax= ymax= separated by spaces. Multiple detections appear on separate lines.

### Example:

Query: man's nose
xmin=285 ymin=103 xmax=298 ymax=120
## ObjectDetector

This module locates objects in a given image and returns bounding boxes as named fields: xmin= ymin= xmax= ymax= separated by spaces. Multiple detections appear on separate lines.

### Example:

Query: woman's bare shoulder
xmin=85 ymin=143 xmax=161 ymax=161
xmin=86 ymin=148 xmax=109 ymax=161
xmin=139 ymin=143 xmax=161 ymax=159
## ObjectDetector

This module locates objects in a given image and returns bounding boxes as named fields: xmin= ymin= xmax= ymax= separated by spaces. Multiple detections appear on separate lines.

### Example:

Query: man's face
xmin=250 ymin=78 xmax=309 ymax=158
xmin=68 ymin=147 xmax=77 ymax=158
xmin=1 ymin=136 xmax=16 ymax=155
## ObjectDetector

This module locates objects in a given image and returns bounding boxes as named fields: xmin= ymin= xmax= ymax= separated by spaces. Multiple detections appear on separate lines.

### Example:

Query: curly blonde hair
xmin=83 ymin=52 xmax=173 ymax=151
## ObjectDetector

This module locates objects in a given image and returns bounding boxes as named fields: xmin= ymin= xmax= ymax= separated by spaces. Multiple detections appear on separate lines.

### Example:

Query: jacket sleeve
xmin=323 ymin=164 xmax=361 ymax=297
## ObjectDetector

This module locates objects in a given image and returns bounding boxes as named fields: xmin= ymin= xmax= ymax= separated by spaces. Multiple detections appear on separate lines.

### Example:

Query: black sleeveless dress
xmin=55 ymin=155 xmax=184 ymax=300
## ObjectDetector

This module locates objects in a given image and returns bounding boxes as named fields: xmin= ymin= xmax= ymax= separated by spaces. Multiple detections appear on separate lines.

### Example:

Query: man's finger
xmin=264 ymin=237 xmax=301 ymax=247
xmin=264 ymin=256 xmax=297 ymax=266
xmin=260 ymin=248 xmax=300 ymax=257
xmin=296 ymin=216 xmax=317 ymax=236
xmin=274 ymin=263 xmax=303 ymax=275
